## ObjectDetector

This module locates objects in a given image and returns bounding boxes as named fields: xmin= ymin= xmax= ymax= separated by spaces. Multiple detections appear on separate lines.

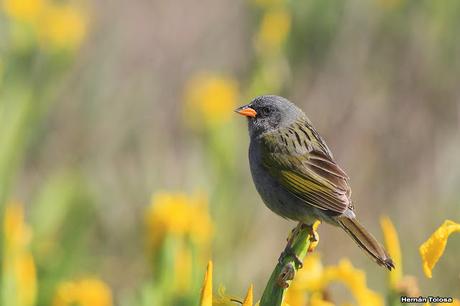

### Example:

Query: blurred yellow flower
xmin=4 ymin=201 xmax=32 ymax=249
xmin=285 ymin=254 xmax=324 ymax=306
xmin=147 ymin=192 xmax=212 ymax=296
xmin=145 ymin=192 xmax=213 ymax=249
xmin=2 ymin=201 xmax=37 ymax=306
xmin=255 ymin=8 xmax=291 ymax=52
xmin=53 ymin=278 xmax=113 ymax=306
xmin=200 ymin=261 xmax=213 ymax=306
xmin=321 ymin=259 xmax=383 ymax=306
xmin=380 ymin=216 xmax=402 ymax=287
xmin=37 ymin=3 xmax=87 ymax=50
xmin=2 ymin=0 xmax=44 ymax=23
xmin=380 ymin=217 xmax=420 ymax=296
xmin=419 ymin=220 xmax=460 ymax=278
xmin=184 ymin=73 xmax=239 ymax=127
xmin=286 ymin=254 xmax=379 ymax=306
xmin=309 ymin=293 xmax=334 ymax=306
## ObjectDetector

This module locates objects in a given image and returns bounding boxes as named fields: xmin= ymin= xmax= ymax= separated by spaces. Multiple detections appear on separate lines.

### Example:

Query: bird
xmin=235 ymin=95 xmax=394 ymax=270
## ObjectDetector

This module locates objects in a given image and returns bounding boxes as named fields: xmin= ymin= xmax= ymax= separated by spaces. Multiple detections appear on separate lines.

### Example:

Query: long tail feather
xmin=337 ymin=216 xmax=394 ymax=270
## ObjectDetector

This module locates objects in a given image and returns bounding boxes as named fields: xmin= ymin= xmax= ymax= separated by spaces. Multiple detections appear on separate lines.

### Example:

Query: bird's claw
xmin=307 ymin=221 xmax=321 ymax=253
xmin=278 ymin=248 xmax=303 ymax=269
xmin=277 ymin=263 xmax=295 ymax=288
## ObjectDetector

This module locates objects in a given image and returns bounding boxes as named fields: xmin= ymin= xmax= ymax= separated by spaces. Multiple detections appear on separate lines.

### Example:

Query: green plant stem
xmin=260 ymin=226 xmax=313 ymax=306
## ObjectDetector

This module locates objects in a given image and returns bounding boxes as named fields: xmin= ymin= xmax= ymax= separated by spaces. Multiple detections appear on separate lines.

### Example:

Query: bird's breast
xmin=248 ymin=140 xmax=317 ymax=223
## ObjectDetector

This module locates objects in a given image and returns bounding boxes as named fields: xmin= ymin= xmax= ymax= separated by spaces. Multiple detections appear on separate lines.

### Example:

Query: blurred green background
xmin=1 ymin=0 xmax=459 ymax=305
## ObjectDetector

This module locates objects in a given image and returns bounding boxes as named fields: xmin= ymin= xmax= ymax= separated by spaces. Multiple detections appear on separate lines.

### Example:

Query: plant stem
xmin=260 ymin=225 xmax=313 ymax=306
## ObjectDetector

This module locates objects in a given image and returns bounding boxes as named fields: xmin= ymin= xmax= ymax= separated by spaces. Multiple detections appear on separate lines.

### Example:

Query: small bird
xmin=235 ymin=95 xmax=394 ymax=270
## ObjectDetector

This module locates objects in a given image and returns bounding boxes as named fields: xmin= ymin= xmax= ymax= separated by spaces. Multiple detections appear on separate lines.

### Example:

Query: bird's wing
xmin=260 ymin=122 xmax=351 ymax=214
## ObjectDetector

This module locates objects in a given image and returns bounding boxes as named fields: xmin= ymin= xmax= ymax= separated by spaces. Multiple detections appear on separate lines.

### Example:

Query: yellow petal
xmin=242 ymin=284 xmax=253 ymax=306
xmin=287 ymin=253 xmax=323 ymax=291
xmin=37 ymin=4 xmax=87 ymax=50
xmin=284 ymin=254 xmax=323 ymax=306
xmin=380 ymin=216 xmax=402 ymax=287
xmin=145 ymin=192 xmax=212 ymax=250
xmin=52 ymin=278 xmax=112 ymax=306
xmin=183 ymin=73 xmax=239 ymax=127
xmin=15 ymin=253 xmax=37 ymax=306
xmin=3 ymin=202 xmax=37 ymax=306
xmin=310 ymin=293 xmax=335 ymax=306
xmin=255 ymin=8 xmax=291 ymax=51
xmin=200 ymin=261 xmax=213 ymax=306
xmin=419 ymin=220 xmax=460 ymax=278
xmin=2 ymin=0 xmax=44 ymax=23
xmin=322 ymin=259 xmax=384 ymax=306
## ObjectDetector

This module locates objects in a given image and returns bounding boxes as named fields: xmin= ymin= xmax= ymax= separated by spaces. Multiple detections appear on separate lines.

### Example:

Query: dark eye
xmin=261 ymin=107 xmax=271 ymax=116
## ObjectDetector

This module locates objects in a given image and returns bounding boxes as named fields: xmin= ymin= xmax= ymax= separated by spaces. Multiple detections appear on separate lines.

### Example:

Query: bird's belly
xmin=249 ymin=145 xmax=317 ymax=224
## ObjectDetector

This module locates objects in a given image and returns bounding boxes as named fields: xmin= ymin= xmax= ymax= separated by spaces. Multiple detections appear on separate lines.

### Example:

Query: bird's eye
xmin=261 ymin=107 xmax=271 ymax=116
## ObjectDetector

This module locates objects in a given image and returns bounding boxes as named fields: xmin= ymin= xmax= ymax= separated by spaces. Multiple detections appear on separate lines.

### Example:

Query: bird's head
xmin=235 ymin=95 xmax=304 ymax=138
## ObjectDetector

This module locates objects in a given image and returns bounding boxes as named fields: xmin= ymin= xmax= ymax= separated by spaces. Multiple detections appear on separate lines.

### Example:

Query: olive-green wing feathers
xmin=261 ymin=122 xmax=351 ymax=214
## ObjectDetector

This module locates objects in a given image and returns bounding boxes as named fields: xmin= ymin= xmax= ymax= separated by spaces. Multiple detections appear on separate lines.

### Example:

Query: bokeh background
xmin=1 ymin=0 xmax=459 ymax=305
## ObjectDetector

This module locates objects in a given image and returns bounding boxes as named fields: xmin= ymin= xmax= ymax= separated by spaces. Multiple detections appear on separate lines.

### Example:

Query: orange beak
xmin=235 ymin=105 xmax=257 ymax=118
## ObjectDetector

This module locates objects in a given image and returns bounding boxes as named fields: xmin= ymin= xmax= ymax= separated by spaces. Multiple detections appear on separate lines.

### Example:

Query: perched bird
xmin=235 ymin=95 xmax=394 ymax=270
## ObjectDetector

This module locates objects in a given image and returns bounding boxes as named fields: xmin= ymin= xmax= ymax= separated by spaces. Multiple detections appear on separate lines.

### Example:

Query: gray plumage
xmin=236 ymin=95 xmax=394 ymax=270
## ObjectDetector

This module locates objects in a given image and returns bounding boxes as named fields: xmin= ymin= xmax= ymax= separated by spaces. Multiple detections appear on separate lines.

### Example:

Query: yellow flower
xmin=199 ymin=264 xmax=255 ymax=306
xmin=285 ymin=254 xmax=324 ymax=306
xmin=145 ymin=192 xmax=213 ymax=249
xmin=242 ymin=284 xmax=254 ymax=306
xmin=3 ymin=201 xmax=37 ymax=306
xmin=146 ymin=192 xmax=212 ymax=296
xmin=4 ymin=201 xmax=32 ymax=249
xmin=200 ymin=261 xmax=213 ymax=306
xmin=419 ymin=220 xmax=460 ymax=278
xmin=14 ymin=253 xmax=37 ymax=306
xmin=380 ymin=216 xmax=402 ymax=288
xmin=2 ymin=0 xmax=44 ymax=23
xmin=255 ymin=8 xmax=291 ymax=52
xmin=309 ymin=293 xmax=335 ymax=306
xmin=380 ymin=217 xmax=420 ymax=296
xmin=37 ymin=3 xmax=87 ymax=50
xmin=320 ymin=259 xmax=384 ymax=306
xmin=184 ymin=73 xmax=239 ymax=127
xmin=53 ymin=278 xmax=113 ymax=306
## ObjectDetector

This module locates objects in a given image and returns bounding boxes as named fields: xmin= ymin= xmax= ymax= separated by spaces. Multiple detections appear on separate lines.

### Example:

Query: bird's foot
xmin=278 ymin=247 xmax=303 ymax=269
xmin=307 ymin=220 xmax=321 ymax=253
xmin=277 ymin=263 xmax=295 ymax=288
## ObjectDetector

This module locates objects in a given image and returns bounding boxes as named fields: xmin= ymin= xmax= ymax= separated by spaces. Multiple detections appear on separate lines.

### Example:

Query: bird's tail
xmin=337 ymin=216 xmax=394 ymax=270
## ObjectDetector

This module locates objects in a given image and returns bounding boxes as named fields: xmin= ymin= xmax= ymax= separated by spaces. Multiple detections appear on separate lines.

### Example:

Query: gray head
xmin=235 ymin=95 xmax=305 ymax=138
